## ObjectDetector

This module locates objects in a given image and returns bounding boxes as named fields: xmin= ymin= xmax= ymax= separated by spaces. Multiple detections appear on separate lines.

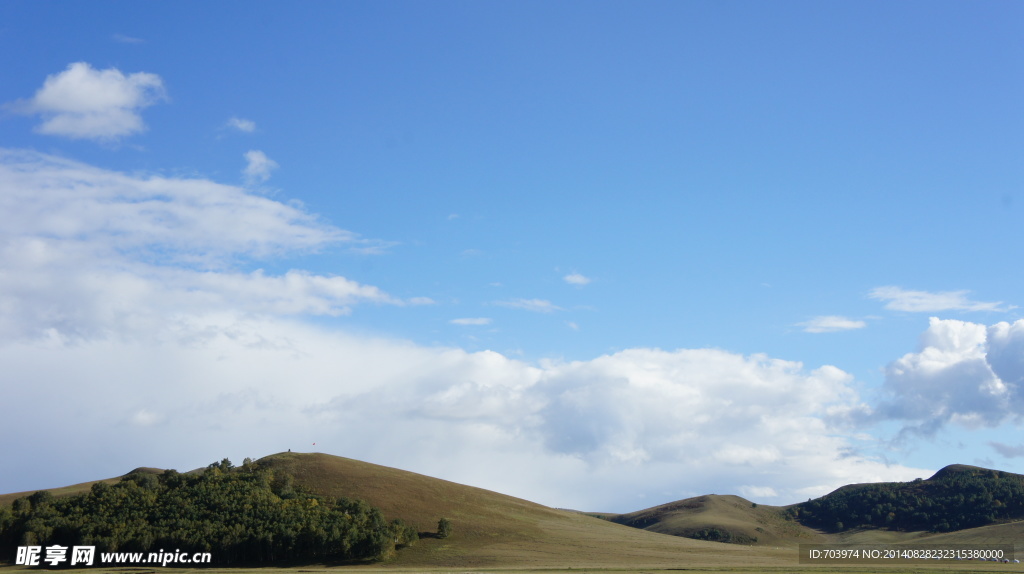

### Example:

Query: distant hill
xmin=791 ymin=464 xmax=1024 ymax=533
xmin=603 ymin=494 xmax=826 ymax=546
xmin=596 ymin=464 xmax=1024 ymax=548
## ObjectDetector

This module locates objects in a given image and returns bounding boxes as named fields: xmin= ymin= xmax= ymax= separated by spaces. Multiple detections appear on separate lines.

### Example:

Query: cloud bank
xmin=0 ymin=313 xmax=927 ymax=511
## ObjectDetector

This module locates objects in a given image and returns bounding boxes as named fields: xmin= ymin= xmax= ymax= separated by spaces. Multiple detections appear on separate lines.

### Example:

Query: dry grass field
xmin=2 ymin=452 xmax=1022 ymax=573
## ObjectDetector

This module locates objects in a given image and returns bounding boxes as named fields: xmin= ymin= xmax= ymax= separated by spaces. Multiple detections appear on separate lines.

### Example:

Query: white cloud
xmin=0 ymin=149 xmax=351 ymax=261
xmin=986 ymin=319 xmax=1024 ymax=386
xmin=496 ymin=298 xmax=563 ymax=313
xmin=226 ymin=117 xmax=256 ymax=133
xmin=0 ymin=148 xmax=406 ymax=340
xmin=243 ymin=150 xmax=278 ymax=184
xmin=450 ymin=318 xmax=492 ymax=326
xmin=869 ymin=286 xmax=1010 ymax=313
xmin=876 ymin=317 xmax=1024 ymax=432
xmin=564 ymin=272 xmax=591 ymax=286
xmin=798 ymin=315 xmax=867 ymax=333
xmin=15 ymin=62 xmax=166 ymax=141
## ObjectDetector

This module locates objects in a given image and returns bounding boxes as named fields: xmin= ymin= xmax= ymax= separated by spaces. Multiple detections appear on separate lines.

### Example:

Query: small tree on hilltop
xmin=437 ymin=517 xmax=452 ymax=539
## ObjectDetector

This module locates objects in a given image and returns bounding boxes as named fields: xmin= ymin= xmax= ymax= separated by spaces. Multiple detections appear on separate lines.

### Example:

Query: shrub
xmin=437 ymin=517 xmax=452 ymax=539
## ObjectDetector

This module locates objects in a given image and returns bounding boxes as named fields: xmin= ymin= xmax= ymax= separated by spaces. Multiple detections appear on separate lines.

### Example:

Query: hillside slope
xmin=607 ymin=494 xmax=826 ymax=546
xmin=254 ymin=452 xmax=789 ymax=568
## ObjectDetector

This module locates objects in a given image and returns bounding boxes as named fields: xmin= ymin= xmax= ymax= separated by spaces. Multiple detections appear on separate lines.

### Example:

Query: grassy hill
xmin=591 ymin=463 xmax=1024 ymax=554
xmin=606 ymin=494 xmax=827 ymax=547
xmin=251 ymin=452 xmax=789 ymax=568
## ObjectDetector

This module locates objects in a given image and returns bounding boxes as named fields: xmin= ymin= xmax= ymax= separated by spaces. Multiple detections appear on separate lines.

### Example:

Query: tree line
xmin=790 ymin=467 xmax=1024 ymax=533
xmin=0 ymin=458 xmax=419 ymax=564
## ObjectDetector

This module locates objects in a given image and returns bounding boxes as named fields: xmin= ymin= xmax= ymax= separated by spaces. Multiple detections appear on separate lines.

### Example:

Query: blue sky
xmin=2 ymin=1 xmax=1024 ymax=512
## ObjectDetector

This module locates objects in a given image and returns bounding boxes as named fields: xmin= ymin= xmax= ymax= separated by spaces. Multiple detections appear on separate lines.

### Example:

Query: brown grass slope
xmin=608 ymin=494 xmax=828 ymax=547
xmin=254 ymin=452 xmax=796 ymax=568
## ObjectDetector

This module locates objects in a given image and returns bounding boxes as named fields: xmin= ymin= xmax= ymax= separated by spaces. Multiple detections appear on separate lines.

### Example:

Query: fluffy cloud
xmin=877 ymin=317 xmax=1024 ymax=432
xmin=798 ymin=315 xmax=867 ymax=333
xmin=15 ymin=62 xmax=166 ymax=141
xmin=869 ymin=286 xmax=1010 ymax=313
xmin=243 ymin=150 xmax=278 ymax=184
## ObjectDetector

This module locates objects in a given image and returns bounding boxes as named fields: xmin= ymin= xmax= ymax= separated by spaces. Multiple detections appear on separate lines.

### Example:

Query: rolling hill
xmin=606 ymin=494 xmax=826 ymax=547
xmin=3 ymin=453 xmax=1024 ymax=569
xmin=251 ymin=452 xmax=787 ymax=568
xmin=601 ymin=463 xmax=1024 ymax=553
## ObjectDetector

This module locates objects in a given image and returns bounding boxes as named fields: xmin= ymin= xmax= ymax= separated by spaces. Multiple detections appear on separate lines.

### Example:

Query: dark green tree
xmin=437 ymin=517 xmax=452 ymax=539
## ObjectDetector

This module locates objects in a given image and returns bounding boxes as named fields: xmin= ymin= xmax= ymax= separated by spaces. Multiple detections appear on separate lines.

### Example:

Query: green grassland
xmin=2 ymin=452 xmax=1022 ymax=572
